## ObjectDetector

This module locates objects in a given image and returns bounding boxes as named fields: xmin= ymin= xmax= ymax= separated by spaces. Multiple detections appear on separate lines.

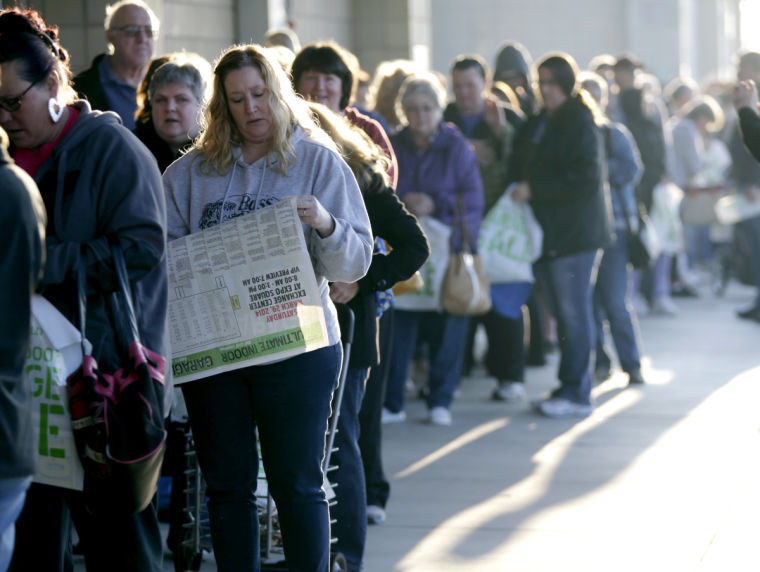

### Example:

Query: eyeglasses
xmin=0 ymin=75 xmax=45 ymax=113
xmin=110 ymin=25 xmax=158 ymax=38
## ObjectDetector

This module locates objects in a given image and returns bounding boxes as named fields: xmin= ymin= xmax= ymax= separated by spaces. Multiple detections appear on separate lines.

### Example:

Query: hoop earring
xmin=48 ymin=97 xmax=63 ymax=123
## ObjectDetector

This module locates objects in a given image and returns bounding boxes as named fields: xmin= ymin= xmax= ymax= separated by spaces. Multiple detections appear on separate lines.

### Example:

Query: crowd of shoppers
xmin=2 ymin=2 xmax=760 ymax=572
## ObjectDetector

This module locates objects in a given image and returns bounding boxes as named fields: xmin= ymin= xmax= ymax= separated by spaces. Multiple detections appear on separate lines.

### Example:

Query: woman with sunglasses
xmin=0 ymin=7 xmax=168 ymax=572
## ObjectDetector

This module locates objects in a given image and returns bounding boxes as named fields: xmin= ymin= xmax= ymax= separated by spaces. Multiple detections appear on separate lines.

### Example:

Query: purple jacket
xmin=391 ymin=122 xmax=484 ymax=252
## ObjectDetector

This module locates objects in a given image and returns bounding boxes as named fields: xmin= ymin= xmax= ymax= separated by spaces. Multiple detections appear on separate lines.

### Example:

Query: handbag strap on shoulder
xmin=452 ymin=193 xmax=473 ymax=254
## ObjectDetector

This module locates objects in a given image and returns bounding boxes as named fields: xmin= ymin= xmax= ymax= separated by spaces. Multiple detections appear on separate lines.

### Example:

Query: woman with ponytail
xmin=0 ymin=7 xmax=168 ymax=571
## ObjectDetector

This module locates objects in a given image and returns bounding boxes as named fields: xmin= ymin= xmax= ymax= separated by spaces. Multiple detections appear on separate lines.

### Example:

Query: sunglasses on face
xmin=110 ymin=25 xmax=158 ymax=38
xmin=0 ymin=74 xmax=45 ymax=113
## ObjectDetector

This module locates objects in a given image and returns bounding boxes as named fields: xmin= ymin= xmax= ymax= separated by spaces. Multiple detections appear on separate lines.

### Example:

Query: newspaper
xmin=167 ymin=198 xmax=328 ymax=384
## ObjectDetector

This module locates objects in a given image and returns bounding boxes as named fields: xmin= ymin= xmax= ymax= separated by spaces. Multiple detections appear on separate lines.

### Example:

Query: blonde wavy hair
xmin=195 ymin=43 xmax=331 ymax=175
xmin=307 ymin=101 xmax=390 ymax=188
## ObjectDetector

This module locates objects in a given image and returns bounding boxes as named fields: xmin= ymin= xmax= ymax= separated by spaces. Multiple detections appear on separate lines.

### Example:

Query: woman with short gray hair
xmin=383 ymin=72 xmax=485 ymax=427
xmin=135 ymin=52 xmax=211 ymax=171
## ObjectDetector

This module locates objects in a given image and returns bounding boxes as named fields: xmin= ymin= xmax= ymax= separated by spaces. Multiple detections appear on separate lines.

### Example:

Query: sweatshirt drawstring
xmin=219 ymin=157 xmax=267 ymax=224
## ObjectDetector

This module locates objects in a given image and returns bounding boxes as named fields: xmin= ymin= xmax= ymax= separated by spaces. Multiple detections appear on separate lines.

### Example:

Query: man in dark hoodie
xmin=0 ymin=123 xmax=46 ymax=570
xmin=493 ymin=41 xmax=539 ymax=117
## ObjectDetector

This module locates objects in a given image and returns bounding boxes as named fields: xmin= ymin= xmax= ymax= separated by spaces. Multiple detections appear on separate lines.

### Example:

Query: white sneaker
xmin=428 ymin=406 xmax=452 ymax=426
xmin=366 ymin=504 xmax=386 ymax=525
xmin=491 ymin=381 xmax=527 ymax=403
xmin=651 ymin=296 xmax=678 ymax=315
xmin=381 ymin=408 xmax=406 ymax=424
xmin=538 ymin=397 xmax=593 ymax=419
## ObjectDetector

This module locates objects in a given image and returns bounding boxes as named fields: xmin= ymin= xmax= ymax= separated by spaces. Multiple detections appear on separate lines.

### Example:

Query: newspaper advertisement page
xmin=167 ymin=198 xmax=329 ymax=384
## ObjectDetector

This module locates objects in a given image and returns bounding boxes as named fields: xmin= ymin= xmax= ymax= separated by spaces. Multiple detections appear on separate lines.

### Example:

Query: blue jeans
xmin=331 ymin=367 xmax=370 ymax=571
xmin=739 ymin=215 xmax=760 ymax=306
xmin=534 ymin=250 xmax=600 ymax=405
xmin=384 ymin=311 xmax=470 ymax=413
xmin=0 ymin=477 xmax=30 ymax=572
xmin=182 ymin=343 xmax=342 ymax=572
xmin=593 ymin=234 xmax=642 ymax=374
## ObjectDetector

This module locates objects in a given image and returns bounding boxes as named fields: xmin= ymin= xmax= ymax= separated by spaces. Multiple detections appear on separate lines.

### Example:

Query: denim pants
xmin=739 ymin=215 xmax=760 ymax=306
xmin=534 ymin=250 xmax=600 ymax=405
xmin=331 ymin=367 xmax=370 ymax=571
xmin=358 ymin=311 xmax=392 ymax=510
xmin=384 ymin=310 xmax=469 ymax=413
xmin=0 ymin=477 xmax=30 ymax=572
xmin=182 ymin=343 xmax=341 ymax=572
xmin=593 ymin=233 xmax=642 ymax=374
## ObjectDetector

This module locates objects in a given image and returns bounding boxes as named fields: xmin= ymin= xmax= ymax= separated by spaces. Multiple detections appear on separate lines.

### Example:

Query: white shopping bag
xmin=27 ymin=295 xmax=87 ymax=490
xmin=393 ymin=216 xmax=451 ymax=311
xmin=650 ymin=181 xmax=684 ymax=254
xmin=478 ymin=190 xmax=543 ymax=283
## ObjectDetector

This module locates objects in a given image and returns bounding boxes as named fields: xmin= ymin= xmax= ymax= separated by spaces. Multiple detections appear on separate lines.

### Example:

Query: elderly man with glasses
xmin=73 ymin=0 xmax=158 ymax=130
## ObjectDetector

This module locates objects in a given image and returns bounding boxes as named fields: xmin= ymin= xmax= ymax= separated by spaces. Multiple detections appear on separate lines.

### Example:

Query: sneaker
xmin=537 ymin=397 xmax=593 ymax=419
xmin=366 ymin=504 xmax=386 ymax=525
xmin=594 ymin=366 xmax=611 ymax=382
xmin=627 ymin=370 xmax=645 ymax=385
xmin=381 ymin=408 xmax=406 ymax=424
xmin=737 ymin=306 xmax=760 ymax=321
xmin=651 ymin=296 xmax=678 ymax=315
xmin=491 ymin=381 xmax=527 ymax=403
xmin=428 ymin=406 xmax=452 ymax=426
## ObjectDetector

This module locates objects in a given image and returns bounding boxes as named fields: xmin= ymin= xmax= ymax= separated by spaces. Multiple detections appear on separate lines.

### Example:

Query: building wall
xmin=2 ymin=0 xmax=743 ymax=83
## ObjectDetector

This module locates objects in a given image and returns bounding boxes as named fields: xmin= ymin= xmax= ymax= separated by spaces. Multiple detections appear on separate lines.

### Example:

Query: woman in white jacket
xmin=163 ymin=44 xmax=372 ymax=572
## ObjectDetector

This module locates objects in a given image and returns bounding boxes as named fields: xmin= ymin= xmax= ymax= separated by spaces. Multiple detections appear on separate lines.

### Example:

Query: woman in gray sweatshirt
xmin=163 ymin=44 xmax=372 ymax=572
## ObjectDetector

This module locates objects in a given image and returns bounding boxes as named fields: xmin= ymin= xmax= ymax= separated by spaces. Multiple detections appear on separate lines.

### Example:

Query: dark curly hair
xmin=0 ymin=7 xmax=76 ymax=102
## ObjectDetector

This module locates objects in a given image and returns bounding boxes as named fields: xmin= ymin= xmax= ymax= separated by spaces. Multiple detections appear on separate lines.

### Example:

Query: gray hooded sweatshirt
xmin=163 ymin=126 xmax=373 ymax=346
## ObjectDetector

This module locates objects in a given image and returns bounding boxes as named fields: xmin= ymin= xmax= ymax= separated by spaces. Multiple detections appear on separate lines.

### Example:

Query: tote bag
xmin=478 ymin=190 xmax=543 ymax=283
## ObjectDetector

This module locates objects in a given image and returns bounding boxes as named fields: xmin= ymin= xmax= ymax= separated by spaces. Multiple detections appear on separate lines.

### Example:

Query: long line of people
xmin=2 ymin=2 xmax=760 ymax=572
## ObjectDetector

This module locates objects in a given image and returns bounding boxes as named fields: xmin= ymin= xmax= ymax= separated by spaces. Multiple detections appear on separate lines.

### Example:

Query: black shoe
xmin=627 ymin=370 xmax=645 ymax=385
xmin=737 ymin=306 xmax=760 ymax=320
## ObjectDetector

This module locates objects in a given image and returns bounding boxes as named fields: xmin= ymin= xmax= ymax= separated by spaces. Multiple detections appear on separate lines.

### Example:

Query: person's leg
xmin=76 ymin=494 xmax=163 ymax=572
xmin=0 ymin=477 xmax=31 ymax=572
xmin=331 ymin=367 xmax=371 ymax=571
xmin=744 ymin=216 xmax=760 ymax=308
xmin=182 ymin=371 xmax=260 ymax=572
xmin=483 ymin=310 xmax=525 ymax=383
xmin=359 ymin=311 xmax=392 ymax=513
xmin=254 ymin=343 xmax=341 ymax=572
xmin=9 ymin=482 xmax=71 ymax=572
xmin=592 ymin=250 xmax=612 ymax=377
xmin=535 ymin=251 xmax=599 ymax=406
xmin=383 ymin=311 xmax=421 ymax=415
xmin=525 ymin=291 xmax=546 ymax=365
xmin=595 ymin=233 xmax=643 ymax=375
xmin=426 ymin=313 xmax=470 ymax=411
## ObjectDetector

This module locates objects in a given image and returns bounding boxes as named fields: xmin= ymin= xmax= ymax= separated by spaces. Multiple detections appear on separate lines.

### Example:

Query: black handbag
xmin=67 ymin=243 xmax=167 ymax=515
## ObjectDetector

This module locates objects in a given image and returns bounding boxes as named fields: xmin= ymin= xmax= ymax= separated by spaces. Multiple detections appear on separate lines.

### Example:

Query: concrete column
xmin=353 ymin=0 xmax=432 ymax=75
xmin=237 ymin=0 xmax=288 ymax=46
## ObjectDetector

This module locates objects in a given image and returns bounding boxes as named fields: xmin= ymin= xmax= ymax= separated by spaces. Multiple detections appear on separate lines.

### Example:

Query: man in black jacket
xmin=0 ymin=126 xmax=46 ymax=570
xmin=72 ymin=0 xmax=158 ymax=130
xmin=729 ymin=53 xmax=760 ymax=322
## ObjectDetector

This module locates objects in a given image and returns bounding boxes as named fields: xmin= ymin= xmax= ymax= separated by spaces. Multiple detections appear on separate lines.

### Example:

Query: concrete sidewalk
xmin=364 ymin=282 xmax=760 ymax=571
xmin=149 ymin=281 xmax=759 ymax=571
